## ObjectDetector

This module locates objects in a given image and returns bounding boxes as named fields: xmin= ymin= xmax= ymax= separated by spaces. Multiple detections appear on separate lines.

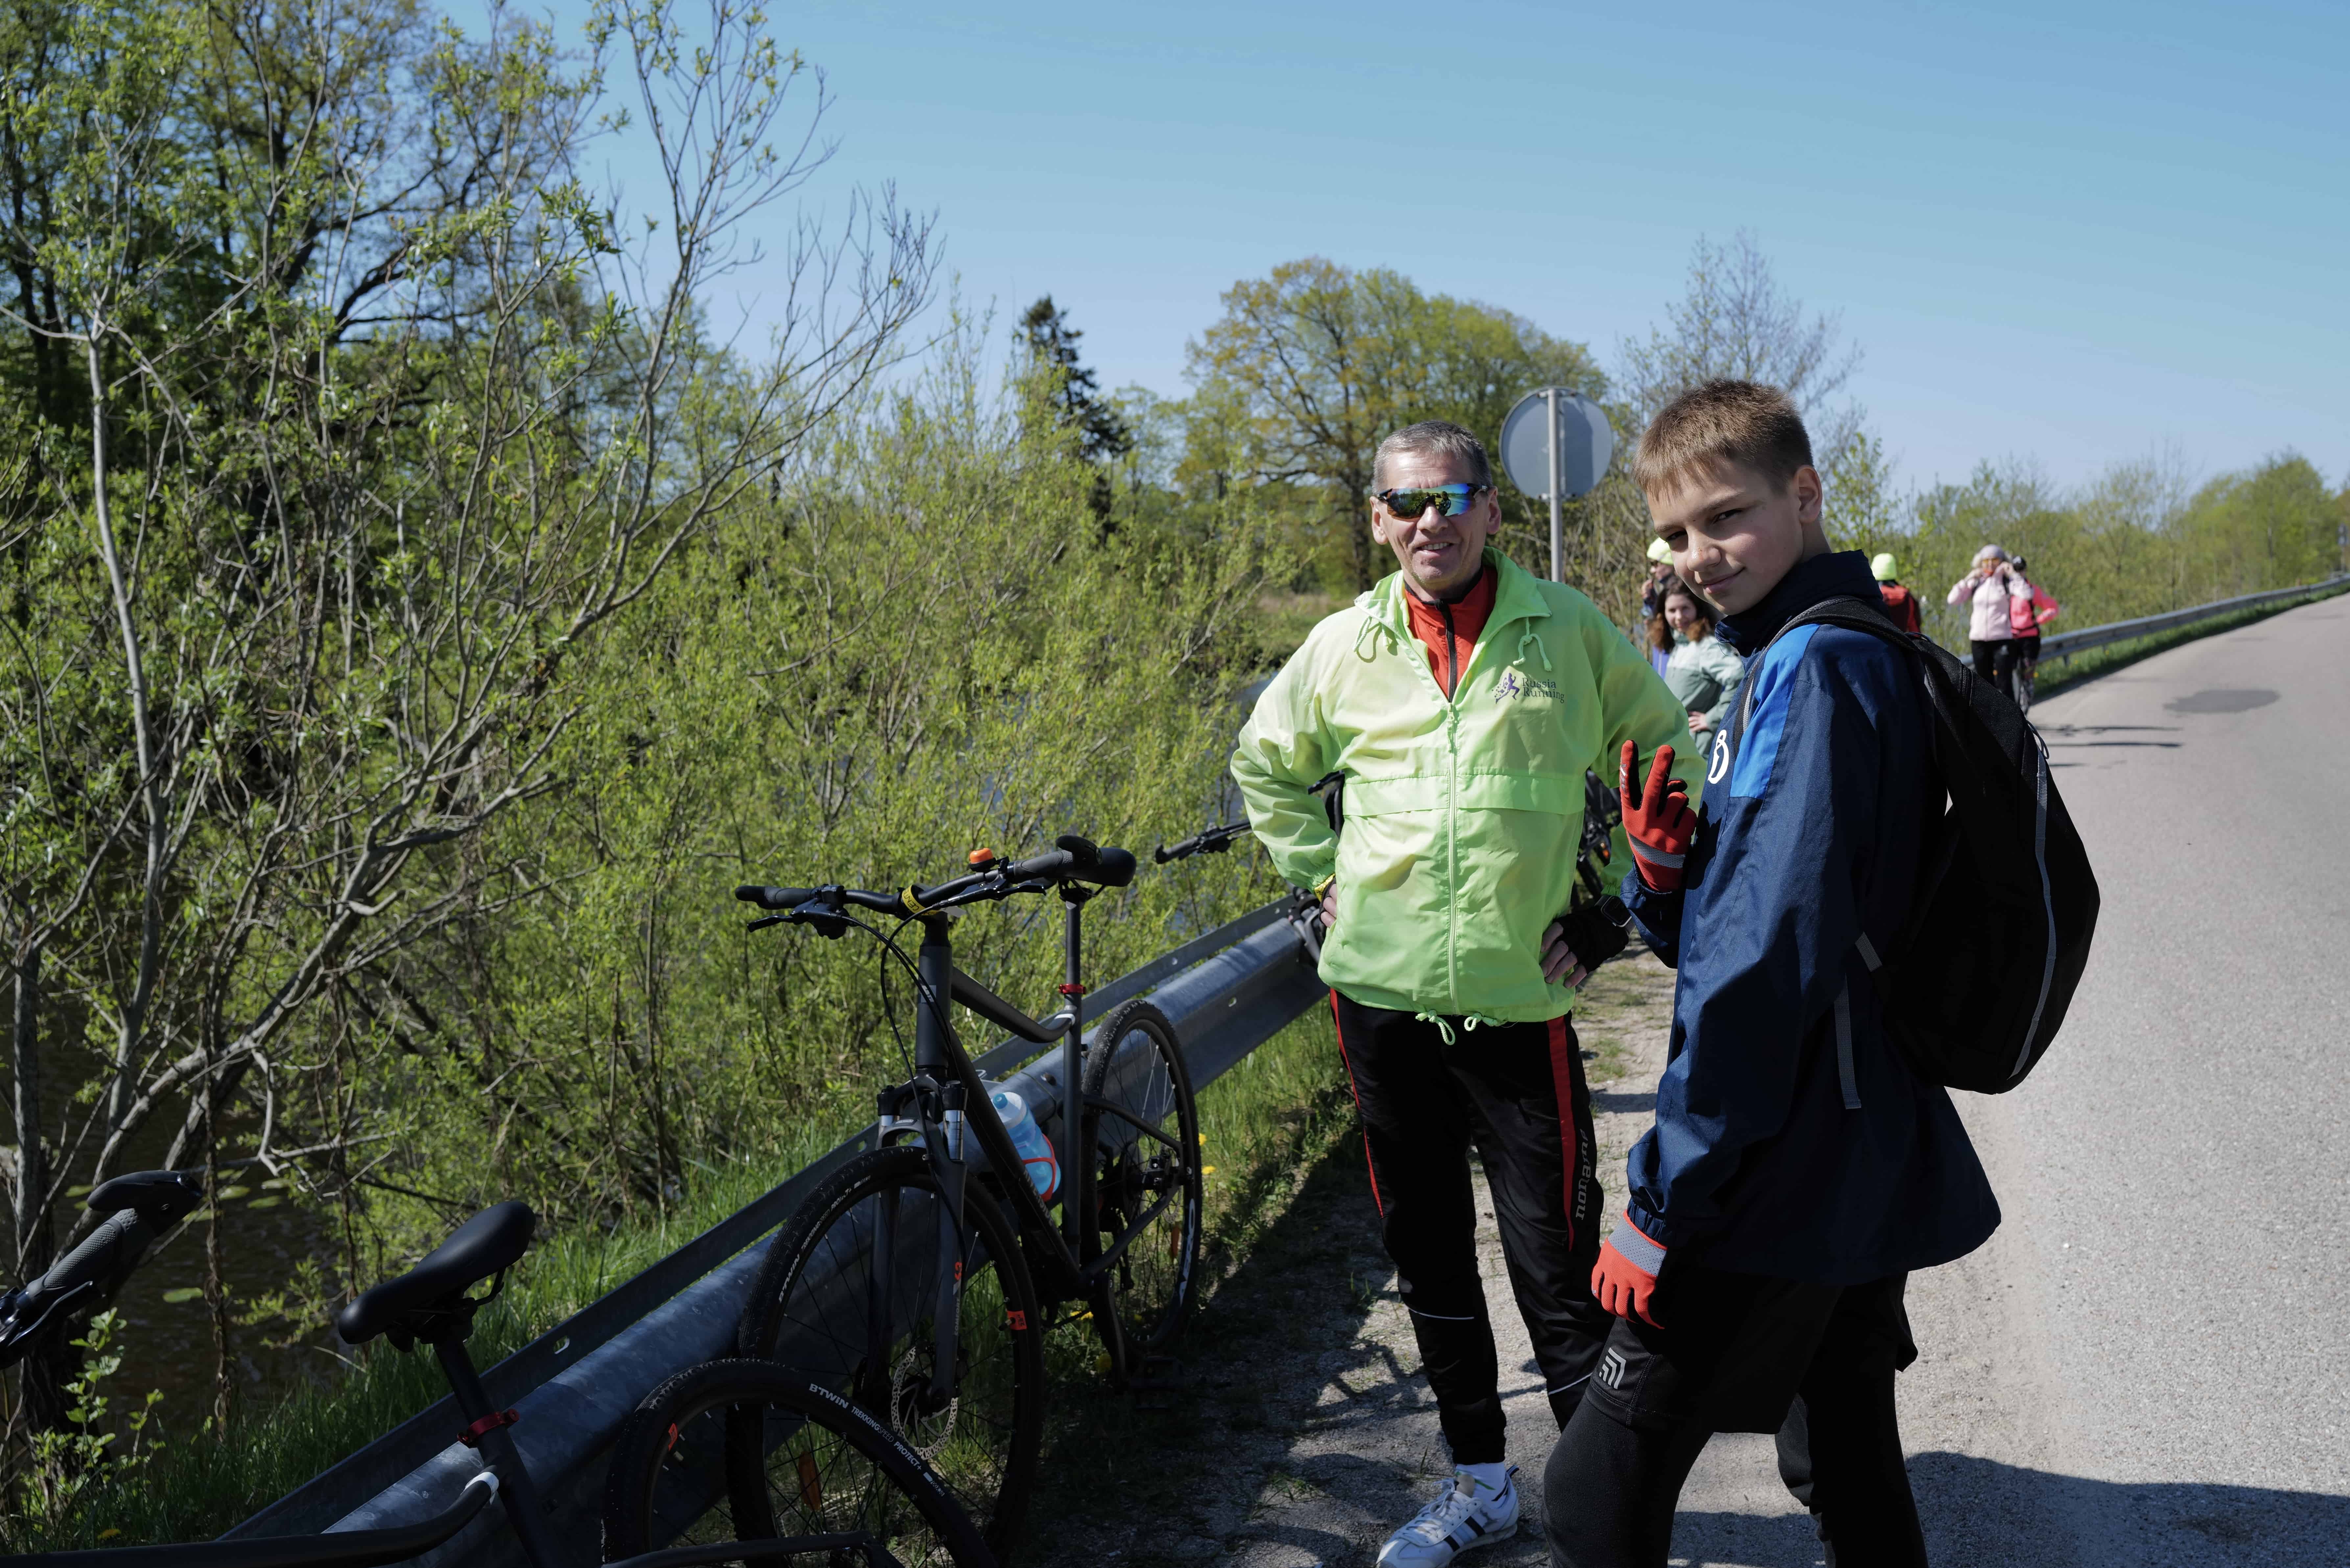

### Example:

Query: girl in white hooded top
xmin=1948 ymin=545 xmax=2030 ymax=700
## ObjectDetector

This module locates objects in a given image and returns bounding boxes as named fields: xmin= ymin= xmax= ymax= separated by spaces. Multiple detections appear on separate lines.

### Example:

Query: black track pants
xmin=1327 ymin=991 xmax=1612 ymax=1465
xmin=1542 ymin=1271 xmax=1925 ymax=1568
xmin=1969 ymin=637 xmax=2018 ymax=702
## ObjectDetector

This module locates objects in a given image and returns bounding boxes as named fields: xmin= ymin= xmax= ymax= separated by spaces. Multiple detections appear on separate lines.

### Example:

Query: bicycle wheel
xmin=602 ymin=1358 xmax=990 ymax=1566
xmin=735 ymin=1143 xmax=1042 ymax=1558
xmin=1079 ymin=998 xmax=1204 ymax=1358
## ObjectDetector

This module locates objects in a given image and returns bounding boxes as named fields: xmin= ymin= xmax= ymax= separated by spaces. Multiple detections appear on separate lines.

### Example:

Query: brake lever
xmin=746 ymin=899 xmax=856 ymax=939
xmin=793 ymin=900 xmax=855 ymax=939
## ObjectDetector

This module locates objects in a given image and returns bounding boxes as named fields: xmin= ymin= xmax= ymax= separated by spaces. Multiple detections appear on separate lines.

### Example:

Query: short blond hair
xmin=1632 ymin=380 xmax=1813 ymax=497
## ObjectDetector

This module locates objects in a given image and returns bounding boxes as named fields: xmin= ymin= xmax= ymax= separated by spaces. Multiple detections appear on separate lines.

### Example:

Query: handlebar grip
xmin=736 ymin=885 xmax=820 ymax=910
xmin=1003 ymin=849 xmax=1075 ymax=881
xmin=0 ymin=1209 xmax=151 ymax=1357
xmin=37 ymin=1211 xmax=142 ymax=1299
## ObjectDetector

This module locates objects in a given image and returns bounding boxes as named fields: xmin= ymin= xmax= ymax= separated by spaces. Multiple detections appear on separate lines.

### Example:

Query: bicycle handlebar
xmin=0 ymin=1211 xmax=141 ymax=1365
xmin=1154 ymin=821 xmax=1252 ymax=864
xmin=735 ymin=834 xmax=1136 ymax=929
xmin=0 ymin=1169 xmax=204 ymax=1367
xmin=1002 ymin=834 xmax=1135 ymax=888
xmin=734 ymin=884 xmax=903 ymax=914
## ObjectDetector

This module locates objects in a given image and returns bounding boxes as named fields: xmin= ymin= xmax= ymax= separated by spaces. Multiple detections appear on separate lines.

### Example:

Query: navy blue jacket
xmin=1618 ymin=550 xmax=2000 ymax=1284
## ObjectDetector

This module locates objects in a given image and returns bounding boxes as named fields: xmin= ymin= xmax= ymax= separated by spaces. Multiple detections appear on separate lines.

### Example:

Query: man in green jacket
xmin=1232 ymin=420 xmax=1692 ymax=1567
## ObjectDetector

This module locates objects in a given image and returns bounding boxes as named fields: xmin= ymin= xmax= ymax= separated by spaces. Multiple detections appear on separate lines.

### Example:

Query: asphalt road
xmin=1882 ymin=594 xmax=2350 ymax=1565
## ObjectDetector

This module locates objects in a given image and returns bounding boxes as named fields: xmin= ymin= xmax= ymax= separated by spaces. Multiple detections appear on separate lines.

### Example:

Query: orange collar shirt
xmin=1401 ymin=565 xmax=1499 ymax=698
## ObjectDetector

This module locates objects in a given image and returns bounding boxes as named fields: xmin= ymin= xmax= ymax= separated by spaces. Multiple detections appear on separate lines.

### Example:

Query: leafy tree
xmin=1186 ymin=257 xmax=1599 ymax=590
xmin=1616 ymin=231 xmax=1866 ymax=478
xmin=0 ymin=0 xmax=933 ymax=1431
xmin=357 ymin=320 xmax=1294 ymax=1244
xmin=1863 ymin=449 xmax=2340 ymax=653
xmin=1020 ymin=295 xmax=1132 ymax=469
xmin=2177 ymin=454 xmax=2342 ymax=594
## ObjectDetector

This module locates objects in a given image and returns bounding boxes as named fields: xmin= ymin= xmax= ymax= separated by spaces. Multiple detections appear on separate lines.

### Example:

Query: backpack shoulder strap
xmin=1779 ymin=595 xmax=1913 ymax=650
xmin=1732 ymin=595 xmax=1915 ymax=737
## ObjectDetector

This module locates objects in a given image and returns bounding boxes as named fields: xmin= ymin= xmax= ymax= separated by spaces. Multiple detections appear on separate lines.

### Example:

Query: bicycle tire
xmin=602 ymin=1358 xmax=992 ymax=1566
xmin=1079 ymin=998 xmax=1204 ymax=1360
xmin=734 ymin=1144 xmax=1042 ymax=1559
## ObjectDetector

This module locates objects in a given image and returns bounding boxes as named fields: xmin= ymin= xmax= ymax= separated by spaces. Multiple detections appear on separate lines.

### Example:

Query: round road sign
xmin=1499 ymin=389 xmax=1615 ymax=500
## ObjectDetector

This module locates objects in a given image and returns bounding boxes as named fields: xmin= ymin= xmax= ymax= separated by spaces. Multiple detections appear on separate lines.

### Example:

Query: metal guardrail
xmin=227 ymin=898 xmax=1326 ymax=1561
xmin=2034 ymin=575 xmax=2347 ymax=664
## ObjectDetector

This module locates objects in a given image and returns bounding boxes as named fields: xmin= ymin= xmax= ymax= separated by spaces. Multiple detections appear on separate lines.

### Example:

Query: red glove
xmin=1592 ymin=1213 xmax=1666 ymax=1327
xmin=1619 ymin=740 xmax=1697 ymax=893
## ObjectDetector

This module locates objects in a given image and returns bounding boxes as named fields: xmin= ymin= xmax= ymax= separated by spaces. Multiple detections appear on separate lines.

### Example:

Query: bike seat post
xmin=433 ymin=1337 xmax=565 ymax=1568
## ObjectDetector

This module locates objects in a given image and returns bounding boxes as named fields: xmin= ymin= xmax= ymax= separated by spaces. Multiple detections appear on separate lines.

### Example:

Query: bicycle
xmin=0 ymin=1175 xmax=989 ymax=1568
xmin=730 ymin=833 xmax=1205 ymax=1557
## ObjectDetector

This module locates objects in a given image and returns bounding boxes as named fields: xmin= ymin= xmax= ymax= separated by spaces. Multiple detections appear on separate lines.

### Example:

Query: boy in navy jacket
xmin=1541 ymin=382 xmax=1999 ymax=1568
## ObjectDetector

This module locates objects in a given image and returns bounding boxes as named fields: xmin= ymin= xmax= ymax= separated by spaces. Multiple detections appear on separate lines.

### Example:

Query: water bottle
xmin=987 ymin=1087 xmax=1060 ymax=1202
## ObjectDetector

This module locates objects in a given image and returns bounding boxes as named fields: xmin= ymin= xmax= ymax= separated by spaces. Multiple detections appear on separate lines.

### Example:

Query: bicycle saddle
xmin=85 ymin=1169 xmax=203 ymax=1229
xmin=337 ymin=1201 xmax=535 ymax=1346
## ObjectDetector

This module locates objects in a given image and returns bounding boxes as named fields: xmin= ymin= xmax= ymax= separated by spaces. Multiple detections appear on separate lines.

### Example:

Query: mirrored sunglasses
xmin=1368 ymin=482 xmax=1492 ymax=519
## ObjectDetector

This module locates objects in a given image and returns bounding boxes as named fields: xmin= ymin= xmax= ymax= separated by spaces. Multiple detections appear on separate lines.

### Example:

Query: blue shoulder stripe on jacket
xmin=1728 ymin=624 xmax=1819 ymax=799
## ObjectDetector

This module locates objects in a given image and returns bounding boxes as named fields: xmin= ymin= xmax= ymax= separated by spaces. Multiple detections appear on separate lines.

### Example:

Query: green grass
xmin=2031 ymin=579 xmax=2348 ymax=704
xmin=17 ymin=1006 xmax=1360 ymax=1553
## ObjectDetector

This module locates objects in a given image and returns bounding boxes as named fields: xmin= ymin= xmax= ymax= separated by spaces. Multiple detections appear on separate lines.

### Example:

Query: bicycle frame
xmin=874 ymin=887 xmax=1187 ymax=1393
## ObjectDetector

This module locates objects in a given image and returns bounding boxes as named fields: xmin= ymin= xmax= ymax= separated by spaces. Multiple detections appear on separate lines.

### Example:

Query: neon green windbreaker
xmin=1232 ymin=549 xmax=1696 ymax=1023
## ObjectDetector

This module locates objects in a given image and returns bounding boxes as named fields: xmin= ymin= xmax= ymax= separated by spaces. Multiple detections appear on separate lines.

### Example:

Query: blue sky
xmin=552 ymin=0 xmax=2347 ymax=493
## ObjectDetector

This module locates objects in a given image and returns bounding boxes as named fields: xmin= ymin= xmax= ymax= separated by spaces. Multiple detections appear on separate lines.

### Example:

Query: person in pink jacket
xmin=1947 ymin=546 xmax=2030 ymax=700
xmin=2005 ymin=556 xmax=2060 ymax=709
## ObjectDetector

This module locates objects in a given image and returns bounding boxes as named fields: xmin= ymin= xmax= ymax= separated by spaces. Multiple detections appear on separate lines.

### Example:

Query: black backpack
xmin=1748 ymin=596 xmax=2100 ymax=1093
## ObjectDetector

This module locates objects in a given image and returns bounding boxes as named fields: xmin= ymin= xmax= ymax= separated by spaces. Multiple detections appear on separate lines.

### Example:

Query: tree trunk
xmin=11 ymin=946 xmax=65 ymax=1432
xmin=201 ymin=1023 xmax=233 ymax=1431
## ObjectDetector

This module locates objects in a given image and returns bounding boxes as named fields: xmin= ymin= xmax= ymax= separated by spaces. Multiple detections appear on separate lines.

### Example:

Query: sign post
xmin=1545 ymin=390 xmax=1563 ymax=585
xmin=1500 ymin=389 xmax=1615 ymax=583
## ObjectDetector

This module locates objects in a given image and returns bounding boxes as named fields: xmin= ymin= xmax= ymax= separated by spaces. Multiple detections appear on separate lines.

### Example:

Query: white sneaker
xmin=1375 ymin=1465 xmax=1521 ymax=1567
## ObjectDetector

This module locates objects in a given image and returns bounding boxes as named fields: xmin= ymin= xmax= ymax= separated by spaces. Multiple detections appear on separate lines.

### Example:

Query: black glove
xmin=1556 ymin=895 xmax=1632 ymax=973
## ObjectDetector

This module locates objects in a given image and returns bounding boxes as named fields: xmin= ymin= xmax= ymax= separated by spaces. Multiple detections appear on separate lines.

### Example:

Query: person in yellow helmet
xmin=1871 ymin=552 xmax=1922 ymax=635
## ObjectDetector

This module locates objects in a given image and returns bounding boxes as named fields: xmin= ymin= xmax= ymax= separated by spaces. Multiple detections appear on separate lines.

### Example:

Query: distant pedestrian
xmin=2004 ymin=556 xmax=2060 ymax=710
xmin=1871 ymin=552 xmax=1923 ymax=635
xmin=1649 ymin=574 xmax=1745 ymax=778
xmin=1641 ymin=540 xmax=1676 ymax=678
xmin=1947 ymin=546 xmax=2028 ymax=700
